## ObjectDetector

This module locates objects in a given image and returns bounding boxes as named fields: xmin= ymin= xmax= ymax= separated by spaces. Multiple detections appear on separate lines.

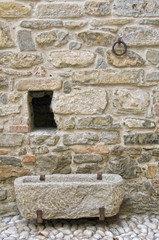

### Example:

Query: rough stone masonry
xmin=0 ymin=0 xmax=159 ymax=216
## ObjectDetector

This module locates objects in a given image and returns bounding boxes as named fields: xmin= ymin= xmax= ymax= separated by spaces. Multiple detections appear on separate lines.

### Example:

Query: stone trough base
xmin=14 ymin=174 xmax=124 ymax=221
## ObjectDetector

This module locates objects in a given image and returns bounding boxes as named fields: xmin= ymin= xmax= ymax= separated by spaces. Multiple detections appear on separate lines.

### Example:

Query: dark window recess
xmin=29 ymin=91 xmax=57 ymax=129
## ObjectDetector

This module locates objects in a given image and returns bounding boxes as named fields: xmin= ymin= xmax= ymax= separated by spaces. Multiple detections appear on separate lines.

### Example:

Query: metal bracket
xmin=112 ymin=38 xmax=127 ymax=56
xmin=97 ymin=172 xmax=102 ymax=180
xmin=40 ymin=174 xmax=45 ymax=181
xmin=99 ymin=207 xmax=105 ymax=221
xmin=37 ymin=210 xmax=43 ymax=224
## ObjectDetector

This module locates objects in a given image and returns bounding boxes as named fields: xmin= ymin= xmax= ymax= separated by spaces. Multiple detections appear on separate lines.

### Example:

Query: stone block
xmin=0 ymin=134 xmax=23 ymax=147
xmin=119 ymin=26 xmax=159 ymax=46
xmin=37 ymin=152 xmax=71 ymax=174
xmin=0 ymin=156 xmax=22 ymax=167
xmin=96 ymin=58 xmax=106 ymax=69
xmin=0 ymin=2 xmax=31 ymax=18
xmin=146 ymin=164 xmax=157 ymax=179
xmin=0 ymin=150 xmax=8 ymax=155
xmin=16 ymin=79 xmax=62 ymax=91
xmin=91 ymin=18 xmax=133 ymax=27
xmin=31 ymin=146 xmax=49 ymax=155
xmin=78 ymin=31 xmax=115 ymax=46
xmin=124 ymin=133 xmax=159 ymax=145
xmin=63 ymin=133 xmax=99 ymax=146
xmin=0 ymin=105 xmax=20 ymax=116
xmin=106 ymin=156 xmax=141 ymax=179
xmin=0 ymin=76 xmax=9 ymax=89
xmin=0 ymin=21 xmax=14 ymax=48
xmin=36 ymin=31 xmax=57 ymax=46
xmin=14 ymin=174 xmax=124 ymax=219
xmin=0 ymin=94 xmax=7 ymax=105
xmin=48 ymin=50 xmax=95 ymax=68
xmin=77 ymin=116 xmax=114 ymax=129
xmin=69 ymin=41 xmax=82 ymax=50
xmin=55 ymin=116 xmax=75 ymax=130
xmin=20 ymin=20 xmax=63 ymax=29
xmin=107 ymin=50 xmax=145 ymax=67
xmin=1 ymin=68 xmax=32 ymax=77
xmin=0 ymin=166 xmax=29 ymax=180
xmin=17 ymin=30 xmax=35 ymax=51
xmin=71 ymin=144 xmax=109 ymax=154
xmin=72 ymin=69 xmax=143 ymax=85
xmin=138 ymin=19 xmax=159 ymax=25
xmin=37 ymin=4 xmax=83 ymax=18
xmin=113 ymin=89 xmax=150 ymax=114
xmin=73 ymin=154 xmax=103 ymax=164
xmin=138 ymin=153 xmax=152 ymax=163
xmin=63 ymin=21 xmax=86 ymax=29
xmin=9 ymin=126 xmax=29 ymax=133
xmin=52 ymin=89 xmax=107 ymax=115
xmin=113 ymin=0 xmax=159 ymax=17
xmin=22 ymin=156 xmax=36 ymax=164
xmin=100 ymin=131 xmax=121 ymax=145
xmin=85 ymin=1 xmax=110 ymax=16
xmin=0 ymin=190 xmax=7 ymax=201
xmin=0 ymin=52 xmax=43 ymax=69
xmin=146 ymin=49 xmax=159 ymax=65
xmin=146 ymin=72 xmax=159 ymax=81
xmin=124 ymin=118 xmax=156 ymax=128
xmin=111 ymin=145 xmax=142 ymax=156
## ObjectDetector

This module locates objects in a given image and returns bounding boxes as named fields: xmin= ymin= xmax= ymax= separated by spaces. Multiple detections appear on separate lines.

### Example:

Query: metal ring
xmin=112 ymin=38 xmax=127 ymax=56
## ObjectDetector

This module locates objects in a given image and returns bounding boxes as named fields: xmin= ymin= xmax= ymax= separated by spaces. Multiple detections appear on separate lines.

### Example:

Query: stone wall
xmin=0 ymin=0 xmax=159 ymax=216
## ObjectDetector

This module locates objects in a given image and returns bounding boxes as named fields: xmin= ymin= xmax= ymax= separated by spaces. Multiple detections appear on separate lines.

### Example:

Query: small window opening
xmin=29 ymin=91 xmax=57 ymax=130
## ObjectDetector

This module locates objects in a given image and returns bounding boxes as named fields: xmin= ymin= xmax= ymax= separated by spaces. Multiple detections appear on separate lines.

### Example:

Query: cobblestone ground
xmin=0 ymin=214 xmax=159 ymax=240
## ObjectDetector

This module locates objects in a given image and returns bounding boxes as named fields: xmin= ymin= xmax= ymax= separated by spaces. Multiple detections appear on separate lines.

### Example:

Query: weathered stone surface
xmin=0 ymin=166 xmax=29 ymax=180
xmin=119 ymin=26 xmax=159 ymax=46
xmin=91 ymin=18 xmax=133 ymax=27
xmin=0 ymin=134 xmax=23 ymax=147
xmin=0 ymin=190 xmax=7 ymax=201
xmin=0 ymin=105 xmax=20 ymax=116
xmin=55 ymin=116 xmax=75 ymax=130
xmin=36 ymin=152 xmax=71 ymax=174
xmin=37 ymin=4 xmax=83 ymax=18
xmin=0 ymin=156 xmax=22 ymax=167
xmin=54 ymin=31 xmax=69 ymax=47
xmin=36 ymin=31 xmax=57 ymax=46
xmin=146 ymin=164 xmax=157 ymax=179
xmin=63 ymin=81 xmax=72 ymax=94
xmin=73 ymin=154 xmax=103 ymax=164
xmin=113 ymin=89 xmax=150 ymax=114
xmin=107 ymin=50 xmax=145 ymax=67
xmin=0 ymin=202 xmax=18 ymax=216
xmin=30 ymin=132 xmax=59 ymax=146
xmin=100 ymin=132 xmax=120 ymax=145
xmin=31 ymin=146 xmax=49 ymax=155
xmin=1 ymin=68 xmax=32 ymax=77
xmin=72 ymin=69 xmax=143 ymax=85
xmin=113 ymin=0 xmax=159 ymax=17
xmin=146 ymin=72 xmax=159 ymax=81
xmin=124 ymin=118 xmax=156 ymax=128
xmin=16 ymin=79 xmax=62 ymax=91
xmin=0 ymin=21 xmax=14 ymax=48
xmin=0 ymin=76 xmax=9 ymax=89
xmin=124 ymin=133 xmax=159 ymax=145
xmin=96 ymin=58 xmax=106 ymax=69
xmin=52 ymin=89 xmax=107 ymax=115
xmin=138 ymin=153 xmax=152 ymax=163
xmin=0 ymin=52 xmax=43 ymax=69
xmin=0 ymin=2 xmax=31 ymax=18
xmin=111 ymin=145 xmax=142 ymax=156
xmin=106 ymin=156 xmax=141 ymax=179
xmin=0 ymin=94 xmax=7 ymax=105
xmin=85 ymin=1 xmax=110 ymax=16
xmin=63 ymin=21 xmax=86 ymax=29
xmin=14 ymin=174 xmax=124 ymax=219
xmin=17 ymin=30 xmax=35 ymax=51
xmin=20 ymin=20 xmax=63 ymax=29
xmin=152 ymin=150 xmax=159 ymax=156
xmin=71 ymin=144 xmax=109 ymax=154
xmin=69 ymin=41 xmax=82 ymax=50
xmin=75 ymin=164 xmax=101 ymax=174
xmin=63 ymin=133 xmax=99 ymax=145
xmin=77 ymin=116 xmax=120 ymax=130
xmin=78 ymin=31 xmax=115 ymax=46
xmin=139 ymin=18 xmax=159 ymax=25
xmin=48 ymin=51 xmax=95 ymax=68
xmin=146 ymin=49 xmax=159 ymax=65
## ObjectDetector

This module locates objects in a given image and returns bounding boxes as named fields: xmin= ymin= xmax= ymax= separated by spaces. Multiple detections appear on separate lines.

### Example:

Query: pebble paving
xmin=0 ymin=214 xmax=159 ymax=240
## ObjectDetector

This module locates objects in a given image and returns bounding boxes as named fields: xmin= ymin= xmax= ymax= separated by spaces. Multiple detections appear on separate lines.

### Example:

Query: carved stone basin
xmin=14 ymin=174 xmax=124 ymax=221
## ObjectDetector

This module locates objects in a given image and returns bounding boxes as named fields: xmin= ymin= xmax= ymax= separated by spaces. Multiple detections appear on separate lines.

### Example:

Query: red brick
xmin=22 ymin=156 xmax=36 ymax=163
xmin=9 ymin=125 xmax=29 ymax=133
xmin=154 ymin=104 xmax=159 ymax=116
xmin=0 ymin=150 xmax=8 ymax=155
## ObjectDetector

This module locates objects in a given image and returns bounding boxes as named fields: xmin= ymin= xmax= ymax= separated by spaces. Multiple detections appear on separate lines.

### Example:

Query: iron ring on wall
xmin=112 ymin=38 xmax=127 ymax=56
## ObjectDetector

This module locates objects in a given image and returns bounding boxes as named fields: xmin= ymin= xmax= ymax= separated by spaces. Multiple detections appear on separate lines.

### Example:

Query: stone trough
xmin=14 ymin=174 xmax=124 ymax=222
